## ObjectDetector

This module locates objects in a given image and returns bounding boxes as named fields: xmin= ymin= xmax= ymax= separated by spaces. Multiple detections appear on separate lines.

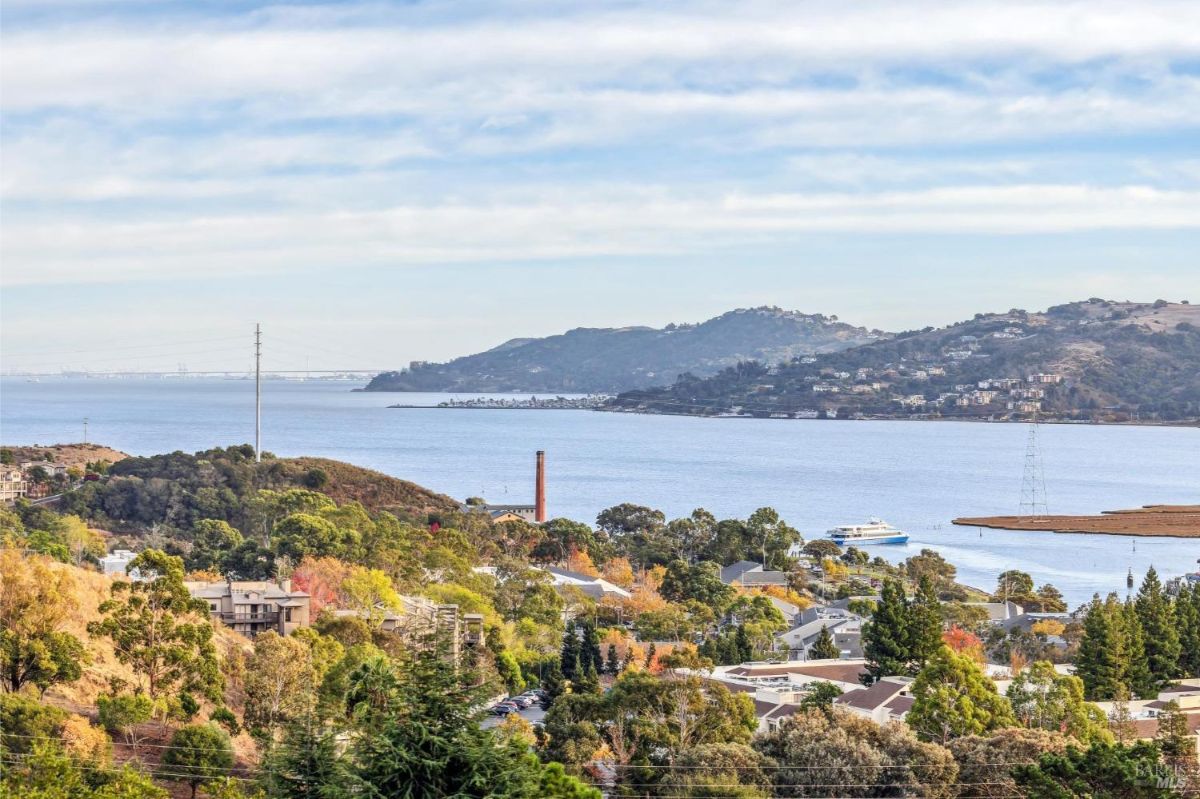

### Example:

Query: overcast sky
xmin=2 ymin=0 xmax=1198 ymax=373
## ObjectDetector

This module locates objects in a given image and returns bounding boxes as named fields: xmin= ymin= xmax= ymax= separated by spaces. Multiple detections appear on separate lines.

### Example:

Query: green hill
xmin=364 ymin=307 xmax=888 ymax=393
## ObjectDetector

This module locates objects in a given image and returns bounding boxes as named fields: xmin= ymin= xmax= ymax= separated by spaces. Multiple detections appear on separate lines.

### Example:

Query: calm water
xmin=2 ymin=377 xmax=1198 ymax=606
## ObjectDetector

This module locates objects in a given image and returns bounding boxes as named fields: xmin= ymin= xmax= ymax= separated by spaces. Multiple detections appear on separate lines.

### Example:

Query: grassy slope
xmin=286 ymin=456 xmax=458 ymax=514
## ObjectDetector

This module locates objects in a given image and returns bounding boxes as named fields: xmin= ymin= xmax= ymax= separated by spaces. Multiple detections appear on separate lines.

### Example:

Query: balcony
xmin=215 ymin=612 xmax=280 ymax=624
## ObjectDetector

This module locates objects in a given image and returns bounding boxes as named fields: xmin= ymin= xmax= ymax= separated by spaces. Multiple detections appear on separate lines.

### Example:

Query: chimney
xmin=535 ymin=450 xmax=547 ymax=522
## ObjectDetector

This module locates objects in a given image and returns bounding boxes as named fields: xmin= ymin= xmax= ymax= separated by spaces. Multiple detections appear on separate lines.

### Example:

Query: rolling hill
xmin=605 ymin=300 xmax=1200 ymax=422
xmin=364 ymin=307 xmax=889 ymax=393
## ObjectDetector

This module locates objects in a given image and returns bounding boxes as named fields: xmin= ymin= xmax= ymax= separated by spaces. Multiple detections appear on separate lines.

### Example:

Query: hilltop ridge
xmin=365 ymin=307 xmax=889 ymax=393
xmin=606 ymin=299 xmax=1200 ymax=423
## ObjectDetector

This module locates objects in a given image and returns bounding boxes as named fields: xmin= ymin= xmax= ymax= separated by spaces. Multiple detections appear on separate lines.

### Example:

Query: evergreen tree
xmin=908 ymin=645 xmax=1016 ymax=745
xmin=1176 ymin=583 xmax=1200 ymax=678
xmin=1134 ymin=567 xmax=1181 ymax=690
xmin=1075 ymin=594 xmax=1129 ymax=700
xmin=261 ymin=715 xmax=345 ymax=799
xmin=645 ymin=642 xmax=657 ymax=668
xmin=580 ymin=622 xmax=603 ymax=675
xmin=907 ymin=575 xmax=944 ymax=672
xmin=1155 ymin=700 xmax=1195 ymax=767
xmin=605 ymin=643 xmax=619 ymax=676
xmin=809 ymin=625 xmax=839 ymax=660
xmin=1122 ymin=601 xmax=1153 ymax=699
xmin=733 ymin=625 xmax=753 ymax=662
xmin=862 ymin=579 xmax=910 ymax=684
xmin=574 ymin=659 xmax=600 ymax=695
xmin=560 ymin=627 xmax=579 ymax=683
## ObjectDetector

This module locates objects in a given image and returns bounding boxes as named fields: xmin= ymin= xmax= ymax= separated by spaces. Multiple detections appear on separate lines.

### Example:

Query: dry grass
xmin=954 ymin=504 xmax=1200 ymax=538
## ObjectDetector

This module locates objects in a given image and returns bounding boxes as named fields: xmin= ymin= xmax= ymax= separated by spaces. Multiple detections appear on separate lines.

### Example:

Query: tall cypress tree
xmin=605 ymin=643 xmax=620 ymax=676
xmin=862 ymin=579 xmax=910 ymax=685
xmin=560 ymin=627 xmax=579 ymax=682
xmin=809 ymin=625 xmax=839 ymax=660
xmin=1135 ymin=566 xmax=1181 ymax=690
xmin=1123 ymin=600 xmax=1153 ymax=699
xmin=907 ymin=575 xmax=944 ymax=673
xmin=1075 ymin=594 xmax=1129 ymax=700
xmin=1176 ymin=583 xmax=1200 ymax=678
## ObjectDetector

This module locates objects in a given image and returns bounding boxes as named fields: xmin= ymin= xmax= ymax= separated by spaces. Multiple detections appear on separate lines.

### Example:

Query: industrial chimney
xmin=535 ymin=450 xmax=547 ymax=522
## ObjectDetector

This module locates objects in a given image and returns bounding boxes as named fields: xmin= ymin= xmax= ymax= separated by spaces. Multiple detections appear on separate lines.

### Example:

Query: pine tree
xmin=605 ymin=643 xmax=619 ymax=676
xmin=1075 ymin=594 xmax=1129 ymax=700
xmin=734 ymin=624 xmax=753 ymax=662
xmin=1135 ymin=567 xmax=1181 ymax=690
xmin=809 ymin=625 xmax=839 ymax=660
xmin=1176 ymin=583 xmax=1200 ymax=678
xmin=581 ymin=622 xmax=603 ymax=674
xmin=907 ymin=575 xmax=944 ymax=672
xmin=1123 ymin=601 xmax=1153 ymax=699
xmin=1155 ymin=699 xmax=1195 ymax=766
xmin=862 ymin=579 xmax=910 ymax=684
xmin=560 ymin=627 xmax=579 ymax=682
xmin=644 ymin=642 xmax=657 ymax=668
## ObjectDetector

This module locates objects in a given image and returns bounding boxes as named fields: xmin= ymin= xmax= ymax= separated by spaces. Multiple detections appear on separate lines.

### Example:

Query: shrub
xmin=210 ymin=707 xmax=240 ymax=736
xmin=97 ymin=693 xmax=154 ymax=744
xmin=0 ymin=692 xmax=66 ymax=753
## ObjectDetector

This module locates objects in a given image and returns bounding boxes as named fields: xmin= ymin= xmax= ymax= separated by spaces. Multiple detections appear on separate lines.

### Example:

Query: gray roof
xmin=834 ymin=678 xmax=911 ymax=711
xmin=736 ymin=571 xmax=789 ymax=586
xmin=720 ymin=560 xmax=763 ymax=583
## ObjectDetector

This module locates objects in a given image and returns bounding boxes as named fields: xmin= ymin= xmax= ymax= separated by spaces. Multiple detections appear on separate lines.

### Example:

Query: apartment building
xmin=186 ymin=578 xmax=311 ymax=638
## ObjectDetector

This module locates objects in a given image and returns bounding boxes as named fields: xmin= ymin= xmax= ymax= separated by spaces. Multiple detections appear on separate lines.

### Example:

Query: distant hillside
xmin=1 ymin=443 xmax=129 ymax=470
xmin=365 ymin=307 xmax=889 ymax=393
xmin=606 ymin=300 xmax=1200 ymax=423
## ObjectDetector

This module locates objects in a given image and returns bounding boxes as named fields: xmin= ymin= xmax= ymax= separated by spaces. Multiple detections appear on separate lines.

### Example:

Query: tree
xmin=1123 ymin=601 xmax=1154 ymax=699
xmin=949 ymin=728 xmax=1073 ymax=799
xmin=754 ymin=708 xmax=958 ymax=798
xmin=746 ymin=507 xmax=800 ymax=570
xmin=809 ymin=626 xmax=839 ymax=660
xmin=186 ymin=519 xmax=243 ymax=573
xmin=87 ymin=549 xmax=222 ymax=703
xmin=97 ymin=692 xmax=154 ymax=747
xmin=907 ymin=575 xmax=944 ymax=671
xmin=802 ymin=539 xmax=841 ymax=561
xmin=797 ymin=681 xmax=843 ymax=716
xmin=1006 ymin=660 xmax=1113 ymax=743
xmin=1135 ymin=567 xmax=1181 ymax=691
xmin=605 ymin=643 xmax=620 ymax=676
xmin=861 ymin=579 xmax=909 ymax=684
xmin=340 ymin=566 xmax=401 ymax=628
xmin=907 ymin=645 xmax=1016 ymax=744
xmin=1012 ymin=741 xmax=1178 ymax=798
xmin=1075 ymin=593 xmax=1132 ymax=700
xmin=1155 ymin=700 xmax=1196 ymax=768
xmin=343 ymin=643 xmax=599 ymax=798
xmin=660 ymin=560 xmax=734 ymax=610
xmin=243 ymin=631 xmax=317 ymax=737
xmin=162 ymin=724 xmax=235 ymax=799
xmin=0 ymin=550 xmax=86 ymax=695
xmin=659 ymin=743 xmax=775 ymax=799
xmin=271 ymin=513 xmax=353 ymax=562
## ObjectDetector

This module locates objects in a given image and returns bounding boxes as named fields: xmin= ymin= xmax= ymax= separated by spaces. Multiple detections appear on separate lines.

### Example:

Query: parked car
xmin=490 ymin=702 xmax=519 ymax=716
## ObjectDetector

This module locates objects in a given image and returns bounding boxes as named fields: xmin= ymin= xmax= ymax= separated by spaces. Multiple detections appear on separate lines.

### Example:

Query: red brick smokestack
xmin=535 ymin=450 xmax=547 ymax=522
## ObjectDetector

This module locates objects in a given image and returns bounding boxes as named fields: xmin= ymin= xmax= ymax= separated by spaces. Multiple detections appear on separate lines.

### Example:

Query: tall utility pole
xmin=83 ymin=417 xmax=88 ymax=445
xmin=254 ymin=324 xmax=262 ymax=462
xmin=1019 ymin=419 xmax=1048 ymax=517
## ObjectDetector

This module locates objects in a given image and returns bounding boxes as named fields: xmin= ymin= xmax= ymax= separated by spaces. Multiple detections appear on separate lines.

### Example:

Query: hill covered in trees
xmin=365 ymin=307 xmax=889 ymax=393
xmin=606 ymin=299 xmax=1200 ymax=422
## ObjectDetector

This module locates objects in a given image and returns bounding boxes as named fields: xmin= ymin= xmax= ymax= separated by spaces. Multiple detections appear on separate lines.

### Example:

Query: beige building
xmin=332 ymin=595 xmax=484 ymax=658
xmin=0 ymin=468 xmax=28 ymax=504
xmin=186 ymin=579 xmax=311 ymax=638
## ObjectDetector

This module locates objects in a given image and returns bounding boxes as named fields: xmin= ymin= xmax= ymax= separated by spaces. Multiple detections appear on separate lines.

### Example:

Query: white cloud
xmin=4 ymin=184 xmax=1197 ymax=287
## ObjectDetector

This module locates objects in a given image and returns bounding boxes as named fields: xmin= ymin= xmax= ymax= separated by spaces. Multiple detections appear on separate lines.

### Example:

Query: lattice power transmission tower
xmin=1019 ymin=420 xmax=1049 ymax=517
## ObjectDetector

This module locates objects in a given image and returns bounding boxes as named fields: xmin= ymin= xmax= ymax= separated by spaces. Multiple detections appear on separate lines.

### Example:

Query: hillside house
xmin=0 ymin=468 xmax=27 ymax=503
xmin=186 ymin=579 xmax=311 ymax=638
xmin=720 ymin=560 xmax=789 ymax=589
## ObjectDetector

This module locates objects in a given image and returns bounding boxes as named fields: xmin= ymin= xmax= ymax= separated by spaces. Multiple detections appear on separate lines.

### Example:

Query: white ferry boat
xmin=826 ymin=518 xmax=909 ymax=545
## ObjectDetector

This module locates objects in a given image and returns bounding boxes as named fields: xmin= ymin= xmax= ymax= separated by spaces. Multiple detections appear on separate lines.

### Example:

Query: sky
xmin=2 ymin=0 xmax=1199 ymax=373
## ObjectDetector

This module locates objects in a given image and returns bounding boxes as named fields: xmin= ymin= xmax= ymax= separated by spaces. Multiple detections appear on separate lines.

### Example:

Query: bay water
xmin=2 ymin=376 xmax=1197 ymax=606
